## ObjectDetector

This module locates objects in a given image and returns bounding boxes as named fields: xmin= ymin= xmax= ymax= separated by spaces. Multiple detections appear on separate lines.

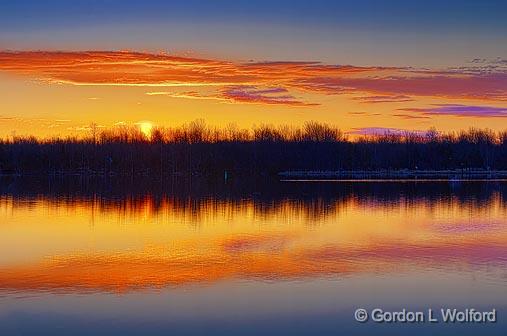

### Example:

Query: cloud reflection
xmin=1 ymin=187 xmax=506 ymax=294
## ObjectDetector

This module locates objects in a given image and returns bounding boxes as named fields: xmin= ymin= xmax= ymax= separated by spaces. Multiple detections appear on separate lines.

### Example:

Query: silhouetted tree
xmin=1 ymin=121 xmax=507 ymax=176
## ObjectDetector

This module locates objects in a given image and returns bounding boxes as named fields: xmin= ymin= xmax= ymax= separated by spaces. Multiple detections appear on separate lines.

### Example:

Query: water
xmin=0 ymin=178 xmax=506 ymax=335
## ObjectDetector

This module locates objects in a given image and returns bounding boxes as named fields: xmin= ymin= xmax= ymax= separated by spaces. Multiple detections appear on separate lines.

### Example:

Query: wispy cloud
xmin=1 ymin=50 xmax=507 ymax=107
xmin=353 ymin=94 xmax=414 ymax=104
xmin=298 ymin=74 xmax=507 ymax=101
xmin=147 ymin=86 xmax=314 ymax=106
xmin=222 ymin=86 xmax=318 ymax=106
xmin=392 ymin=113 xmax=431 ymax=120
xmin=146 ymin=91 xmax=228 ymax=101
xmin=399 ymin=104 xmax=507 ymax=118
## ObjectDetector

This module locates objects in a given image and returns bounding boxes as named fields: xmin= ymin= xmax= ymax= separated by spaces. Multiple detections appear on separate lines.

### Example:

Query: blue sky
xmin=2 ymin=1 xmax=506 ymax=29
xmin=1 ymin=0 xmax=506 ymax=66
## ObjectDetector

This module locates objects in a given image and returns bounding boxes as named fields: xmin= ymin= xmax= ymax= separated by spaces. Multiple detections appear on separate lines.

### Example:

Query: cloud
xmin=298 ymin=73 xmax=507 ymax=101
xmin=1 ymin=50 xmax=507 ymax=108
xmin=222 ymin=85 xmax=318 ymax=106
xmin=456 ymin=58 xmax=507 ymax=74
xmin=399 ymin=104 xmax=507 ymax=118
xmin=2 ymin=51 xmax=370 ymax=88
xmin=392 ymin=113 xmax=431 ymax=120
xmin=353 ymin=94 xmax=414 ymax=104
xmin=146 ymin=91 xmax=228 ymax=101
xmin=147 ymin=86 xmax=315 ymax=106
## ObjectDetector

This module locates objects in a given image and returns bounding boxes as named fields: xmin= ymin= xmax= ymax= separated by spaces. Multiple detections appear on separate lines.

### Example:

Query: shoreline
xmin=279 ymin=169 xmax=507 ymax=180
xmin=2 ymin=169 xmax=507 ymax=181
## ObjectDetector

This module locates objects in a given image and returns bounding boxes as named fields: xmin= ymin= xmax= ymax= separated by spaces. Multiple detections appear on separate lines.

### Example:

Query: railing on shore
xmin=279 ymin=169 xmax=507 ymax=180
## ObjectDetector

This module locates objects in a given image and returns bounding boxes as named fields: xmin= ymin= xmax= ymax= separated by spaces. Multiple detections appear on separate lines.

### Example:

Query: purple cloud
xmin=297 ymin=73 xmax=507 ymax=101
xmin=222 ymin=85 xmax=318 ymax=106
xmin=399 ymin=104 xmax=507 ymax=118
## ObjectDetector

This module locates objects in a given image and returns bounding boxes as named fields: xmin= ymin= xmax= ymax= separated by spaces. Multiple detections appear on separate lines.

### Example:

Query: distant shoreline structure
xmin=279 ymin=169 xmax=507 ymax=180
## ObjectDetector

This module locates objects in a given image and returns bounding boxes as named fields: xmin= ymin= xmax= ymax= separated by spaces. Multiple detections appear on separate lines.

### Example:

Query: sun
xmin=138 ymin=121 xmax=153 ymax=138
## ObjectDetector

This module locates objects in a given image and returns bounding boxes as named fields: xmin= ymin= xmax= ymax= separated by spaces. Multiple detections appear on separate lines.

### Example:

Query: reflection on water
xmin=0 ymin=178 xmax=506 ymax=335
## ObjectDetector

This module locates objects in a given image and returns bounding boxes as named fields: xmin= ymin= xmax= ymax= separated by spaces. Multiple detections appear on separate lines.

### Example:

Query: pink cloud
xmin=399 ymin=104 xmax=507 ymax=118
xmin=297 ymin=73 xmax=507 ymax=101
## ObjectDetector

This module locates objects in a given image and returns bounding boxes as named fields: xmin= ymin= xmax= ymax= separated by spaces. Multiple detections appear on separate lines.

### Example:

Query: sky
xmin=0 ymin=0 xmax=506 ymax=138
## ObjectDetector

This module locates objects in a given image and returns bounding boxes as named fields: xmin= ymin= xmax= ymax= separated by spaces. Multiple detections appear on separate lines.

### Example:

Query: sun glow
xmin=138 ymin=121 xmax=153 ymax=137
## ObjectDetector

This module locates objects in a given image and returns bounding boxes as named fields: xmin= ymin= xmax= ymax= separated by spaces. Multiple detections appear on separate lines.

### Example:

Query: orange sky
xmin=0 ymin=50 xmax=506 ymax=138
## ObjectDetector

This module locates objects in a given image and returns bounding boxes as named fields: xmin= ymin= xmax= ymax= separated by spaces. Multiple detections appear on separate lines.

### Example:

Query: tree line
xmin=1 ymin=120 xmax=507 ymax=176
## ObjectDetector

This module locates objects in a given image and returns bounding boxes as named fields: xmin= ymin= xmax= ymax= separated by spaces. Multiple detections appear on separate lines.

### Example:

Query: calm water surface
xmin=0 ymin=179 xmax=506 ymax=335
